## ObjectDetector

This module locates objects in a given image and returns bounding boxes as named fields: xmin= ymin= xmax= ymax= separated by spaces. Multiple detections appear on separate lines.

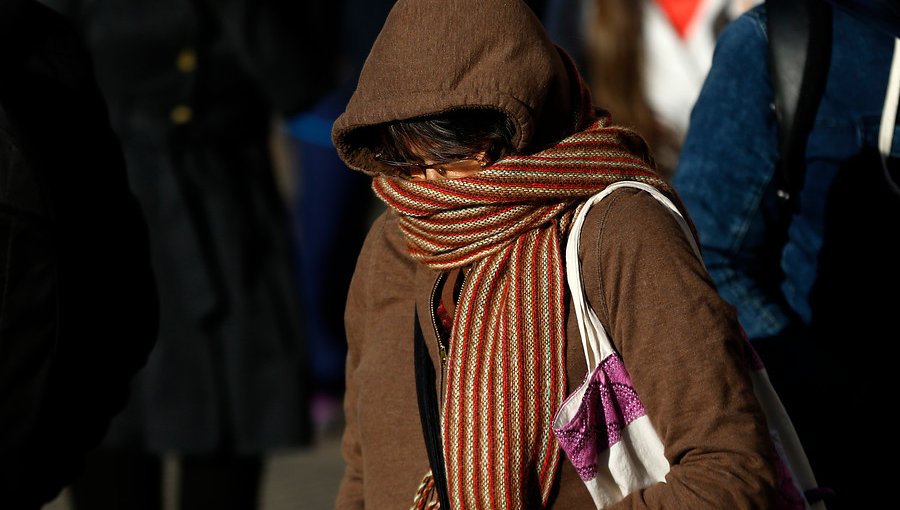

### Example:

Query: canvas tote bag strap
xmin=565 ymin=181 xmax=699 ymax=372
xmin=879 ymin=37 xmax=900 ymax=196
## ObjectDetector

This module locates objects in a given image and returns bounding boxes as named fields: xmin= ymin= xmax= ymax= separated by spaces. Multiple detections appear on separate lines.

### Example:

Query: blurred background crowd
xmin=19 ymin=0 xmax=761 ymax=508
xmin=9 ymin=0 xmax=896 ymax=508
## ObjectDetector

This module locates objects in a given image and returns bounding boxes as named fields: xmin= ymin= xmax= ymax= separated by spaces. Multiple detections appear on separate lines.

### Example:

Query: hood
xmin=332 ymin=0 xmax=590 ymax=176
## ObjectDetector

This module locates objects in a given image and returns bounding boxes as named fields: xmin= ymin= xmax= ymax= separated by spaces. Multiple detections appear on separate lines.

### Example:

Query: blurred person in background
xmin=673 ymin=1 xmax=900 ymax=506
xmin=0 ymin=1 xmax=157 ymax=508
xmin=38 ymin=0 xmax=337 ymax=509
xmin=542 ymin=0 xmax=761 ymax=178
xmin=283 ymin=0 xmax=395 ymax=438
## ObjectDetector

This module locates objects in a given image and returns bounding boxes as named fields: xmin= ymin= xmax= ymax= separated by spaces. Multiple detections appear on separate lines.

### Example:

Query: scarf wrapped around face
xmin=373 ymin=113 xmax=671 ymax=509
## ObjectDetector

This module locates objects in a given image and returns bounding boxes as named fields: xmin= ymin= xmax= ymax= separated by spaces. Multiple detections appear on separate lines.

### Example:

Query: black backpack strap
xmin=414 ymin=309 xmax=451 ymax=508
xmin=766 ymin=0 xmax=833 ymax=209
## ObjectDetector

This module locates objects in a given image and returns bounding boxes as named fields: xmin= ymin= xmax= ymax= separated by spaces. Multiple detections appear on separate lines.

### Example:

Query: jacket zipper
xmin=429 ymin=272 xmax=448 ymax=367
xmin=430 ymin=269 xmax=469 ymax=404
xmin=433 ymin=269 xmax=472 ymax=407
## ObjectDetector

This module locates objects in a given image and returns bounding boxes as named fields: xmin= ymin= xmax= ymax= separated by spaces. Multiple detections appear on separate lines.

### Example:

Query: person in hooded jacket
xmin=330 ymin=0 xmax=780 ymax=508
xmin=35 ymin=0 xmax=335 ymax=509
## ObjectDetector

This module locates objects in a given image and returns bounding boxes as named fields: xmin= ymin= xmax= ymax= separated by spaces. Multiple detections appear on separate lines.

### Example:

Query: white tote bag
xmin=552 ymin=181 xmax=825 ymax=509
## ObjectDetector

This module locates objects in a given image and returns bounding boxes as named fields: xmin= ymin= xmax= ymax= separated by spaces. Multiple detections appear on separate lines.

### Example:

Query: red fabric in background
xmin=656 ymin=0 xmax=703 ymax=38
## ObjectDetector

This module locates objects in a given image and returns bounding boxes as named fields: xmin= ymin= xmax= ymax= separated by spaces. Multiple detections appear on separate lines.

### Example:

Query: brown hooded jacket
xmin=331 ymin=0 xmax=778 ymax=508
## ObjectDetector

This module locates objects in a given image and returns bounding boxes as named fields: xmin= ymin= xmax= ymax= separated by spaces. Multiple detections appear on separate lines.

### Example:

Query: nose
xmin=424 ymin=167 xmax=448 ymax=180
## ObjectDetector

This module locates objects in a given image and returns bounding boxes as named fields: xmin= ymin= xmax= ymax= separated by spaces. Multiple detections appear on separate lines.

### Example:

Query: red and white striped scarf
xmin=373 ymin=114 xmax=670 ymax=509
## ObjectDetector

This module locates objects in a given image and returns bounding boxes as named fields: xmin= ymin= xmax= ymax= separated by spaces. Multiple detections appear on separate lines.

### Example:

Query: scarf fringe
xmin=412 ymin=471 xmax=441 ymax=510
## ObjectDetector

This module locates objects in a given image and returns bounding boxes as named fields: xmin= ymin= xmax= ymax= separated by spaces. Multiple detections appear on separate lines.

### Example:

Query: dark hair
xmin=371 ymin=109 xmax=516 ymax=165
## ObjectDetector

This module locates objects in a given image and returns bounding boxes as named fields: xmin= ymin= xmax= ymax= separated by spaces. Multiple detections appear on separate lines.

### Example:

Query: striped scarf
xmin=373 ymin=114 xmax=670 ymax=509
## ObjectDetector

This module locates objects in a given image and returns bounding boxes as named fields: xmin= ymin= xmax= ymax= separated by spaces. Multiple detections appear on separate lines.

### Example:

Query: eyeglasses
xmin=374 ymin=153 xmax=488 ymax=180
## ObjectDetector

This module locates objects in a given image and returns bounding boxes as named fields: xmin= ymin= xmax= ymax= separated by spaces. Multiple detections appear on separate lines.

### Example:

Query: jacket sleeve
xmin=672 ymin=8 xmax=797 ymax=342
xmin=334 ymin=223 xmax=375 ymax=509
xmin=579 ymin=188 xmax=778 ymax=509
xmin=335 ymin=212 xmax=399 ymax=509
xmin=338 ymin=205 xmax=442 ymax=508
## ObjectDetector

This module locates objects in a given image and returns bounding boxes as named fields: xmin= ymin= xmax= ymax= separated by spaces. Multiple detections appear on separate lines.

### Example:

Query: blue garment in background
xmin=675 ymin=5 xmax=897 ymax=340
xmin=285 ymin=92 xmax=374 ymax=396
xmin=285 ymin=0 xmax=394 ymax=405
xmin=674 ymin=5 xmax=900 ymax=507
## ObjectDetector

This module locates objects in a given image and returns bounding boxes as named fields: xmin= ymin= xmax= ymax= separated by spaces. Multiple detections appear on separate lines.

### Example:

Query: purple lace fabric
xmin=553 ymin=353 xmax=646 ymax=481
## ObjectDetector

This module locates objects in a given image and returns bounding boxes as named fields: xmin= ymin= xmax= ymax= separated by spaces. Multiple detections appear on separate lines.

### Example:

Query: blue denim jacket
xmin=674 ymin=4 xmax=898 ymax=341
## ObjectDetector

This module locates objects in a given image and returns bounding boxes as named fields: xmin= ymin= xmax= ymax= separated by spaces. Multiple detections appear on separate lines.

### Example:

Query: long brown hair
xmin=583 ymin=0 xmax=680 ymax=179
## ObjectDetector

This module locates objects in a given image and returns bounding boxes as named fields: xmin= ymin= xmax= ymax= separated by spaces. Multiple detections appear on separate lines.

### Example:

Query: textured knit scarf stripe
xmin=374 ymin=115 xmax=670 ymax=509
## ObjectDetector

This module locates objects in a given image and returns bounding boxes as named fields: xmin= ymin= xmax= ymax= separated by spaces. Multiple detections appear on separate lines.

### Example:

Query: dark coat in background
xmin=0 ymin=0 xmax=158 ymax=507
xmin=39 ymin=0 xmax=338 ymax=453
